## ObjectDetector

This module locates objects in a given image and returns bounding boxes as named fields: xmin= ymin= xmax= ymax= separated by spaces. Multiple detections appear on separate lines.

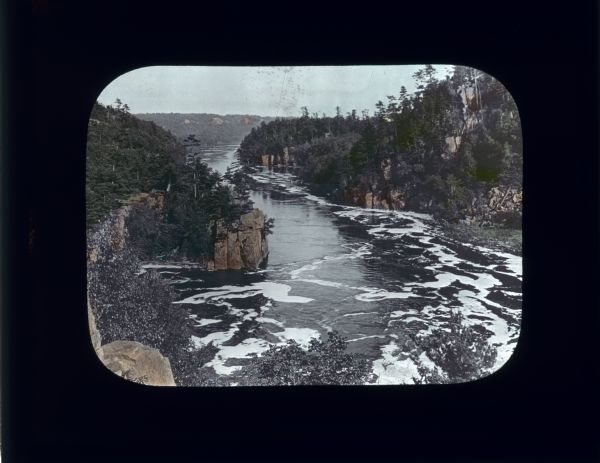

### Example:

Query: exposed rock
xmin=282 ymin=146 xmax=289 ymax=165
xmin=226 ymin=230 xmax=242 ymax=269
xmin=464 ymin=186 xmax=523 ymax=226
xmin=213 ymin=222 xmax=229 ymax=270
xmin=88 ymin=192 xmax=165 ymax=263
xmin=364 ymin=191 xmax=374 ymax=208
xmin=381 ymin=158 xmax=392 ymax=181
xmin=88 ymin=298 xmax=103 ymax=361
xmin=210 ymin=208 xmax=269 ymax=270
xmin=444 ymin=136 xmax=461 ymax=156
xmin=389 ymin=189 xmax=406 ymax=209
xmin=125 ymin=192 xmax=165 ymax=213
xmin=99 ymin=340 xmax=176 ymax=386
xmin=109 ymin=207 xmax=129 ymax=251
xmin=459 ymin=85 xmax=477 ymax=109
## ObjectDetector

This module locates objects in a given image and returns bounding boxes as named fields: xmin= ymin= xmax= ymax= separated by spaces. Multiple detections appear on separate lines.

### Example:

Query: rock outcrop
xmin=259 ymin=146 xmax=297 ymax=168
xmin=209 ymin=208 xmax=269 ymax=270
xmin=465 ymin=186 xmax=523 ymax=226
xmin=87 ymin=192 xmax=165 ymax=264
xmin=88 ymin=297 xmax=103 ymax=361
xmin=345 ymin=185 xmax=407 ymax=211
xmin=99 ymin=340 xmax=177 ymax=386
xmin=88 ymin=296 xmax=177 ymax=386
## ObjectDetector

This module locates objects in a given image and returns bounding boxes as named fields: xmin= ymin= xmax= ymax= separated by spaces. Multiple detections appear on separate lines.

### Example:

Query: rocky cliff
xmin=87 ymin=192 xmax=165 ymax=264
xmin=209 ymin=208 xmax=269 ymax=270
xmin=88 ymin=297 xmax=176 ymax=386
xmin=239 ymin=66 xmax=521 ymax=228
xmin=88 ymin=191 xmax=269 ymax=270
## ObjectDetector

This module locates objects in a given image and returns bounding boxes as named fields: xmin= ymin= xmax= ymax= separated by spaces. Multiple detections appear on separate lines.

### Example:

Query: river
xmin=145 ymin=144 xmax=522 ymax=384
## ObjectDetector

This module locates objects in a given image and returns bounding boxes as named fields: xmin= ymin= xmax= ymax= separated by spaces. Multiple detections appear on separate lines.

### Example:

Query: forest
xmin=86 ymin=101 xmax=254 ymax=260
xmin=238 ymin=65 xmax=522 ymax=227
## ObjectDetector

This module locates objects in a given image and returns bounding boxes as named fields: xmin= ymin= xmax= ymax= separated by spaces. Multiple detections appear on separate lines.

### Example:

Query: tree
xmin=415 ymin=311 xmax=497 ymax=383
xmin=234 ymin=331 xmax=372 ymax=385
xmin=413 ymin=64 xmax=438 ymax=90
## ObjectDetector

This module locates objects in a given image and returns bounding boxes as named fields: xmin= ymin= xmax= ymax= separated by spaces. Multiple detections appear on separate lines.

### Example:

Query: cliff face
xmin=86 ymin=192 xmax=177 ymax=387
xmin=209 ymin=208 xmax=269 ymax=270
xmin=87 ymin=192 xmax=165 ymax=264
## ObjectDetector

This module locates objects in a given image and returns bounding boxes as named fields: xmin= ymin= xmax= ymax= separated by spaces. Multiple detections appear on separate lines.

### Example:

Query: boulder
xmin=99 ymin=340 xmax=176 ymax=386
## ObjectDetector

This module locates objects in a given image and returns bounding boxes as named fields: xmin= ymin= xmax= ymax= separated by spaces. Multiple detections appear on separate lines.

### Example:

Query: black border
xmin=3 ymin=1 xmax=600 ymax=462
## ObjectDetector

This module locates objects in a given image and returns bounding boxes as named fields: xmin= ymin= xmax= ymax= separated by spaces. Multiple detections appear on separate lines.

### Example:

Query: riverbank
xmin=441 ymin=221 xmax=522 ymax=256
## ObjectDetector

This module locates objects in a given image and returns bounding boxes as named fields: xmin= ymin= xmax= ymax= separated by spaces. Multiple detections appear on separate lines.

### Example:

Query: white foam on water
xmin=202 ymin=324 xmax=321 ymax=376
xmin=354 ymin=288 xmax=415 ymax=302
xmin=174 ymin=282 xmax=313 ymax=305
xmin=273 ymin=327 xmax=321 ymax=348
xmin=343 ymin=311 xmax=377 ymax=317
xmin=252 ymin=282 xmax=314 ymax=303
xmin=502 ymin=290 xmax=522 ymax=297
xmin=141 ymin=263 xmax=183 ymax=269
xmin=192 ymin=325 xmax=239 ymax=349
xmin=195 ymin=318 xmax=221 ymax=327
xmin=295 ymin=278 xmax=347 ymax=288
xmin=303 ymin=193 xmax=331 ymax=206
xmin=177 ymin=166 xmax=522 ymax=384
xmin=489 ymin=251 xmax=522 ymax=278
xmin=254 ymin=316 xmax=284 ymax=327
xmin=206 ymin=337 xmax=274 ymax=375
xmin=289 ymin=243 xmax=373 ymax=280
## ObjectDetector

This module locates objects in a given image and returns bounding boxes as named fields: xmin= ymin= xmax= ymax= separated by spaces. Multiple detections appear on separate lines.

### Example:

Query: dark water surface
xmin=147 ymin=145 xmax=522 ymax=384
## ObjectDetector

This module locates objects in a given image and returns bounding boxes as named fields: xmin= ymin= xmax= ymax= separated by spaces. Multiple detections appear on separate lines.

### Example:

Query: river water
xmin=146 ymin=144 xmax=522 ymax=384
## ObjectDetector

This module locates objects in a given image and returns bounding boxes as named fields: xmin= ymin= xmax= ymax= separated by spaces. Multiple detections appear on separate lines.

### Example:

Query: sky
xmin=97 ymin=65 xmax=455 ymax=117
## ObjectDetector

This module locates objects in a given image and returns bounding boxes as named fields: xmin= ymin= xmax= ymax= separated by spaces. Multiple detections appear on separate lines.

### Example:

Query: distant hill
xmin=135 ymin=113 xmax=277 ymax=146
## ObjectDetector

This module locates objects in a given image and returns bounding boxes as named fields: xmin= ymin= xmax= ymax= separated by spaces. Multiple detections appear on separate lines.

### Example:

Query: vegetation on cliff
xmin=87 ymin=213 xmax=217 ymax=386
xmin=238 ymin=65 xmax=522 ymax=227
xmin=87 ymin=101 xmax=257 ymax=262
xmin=412 ymin=311 xmax=498 ymax=384
xmin=232 ymin=331 xmax=372 ymax=386
xmin=86 ymin=101 xmax=183 ymax=226
xmin=87 ymin=101 xmax=269 ymax=385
